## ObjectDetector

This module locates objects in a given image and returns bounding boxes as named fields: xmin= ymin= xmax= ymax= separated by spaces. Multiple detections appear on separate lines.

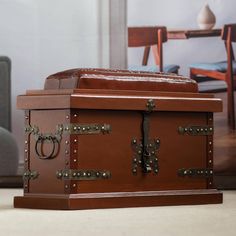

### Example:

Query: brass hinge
xmin=23 ymin=170 xmax=39 ymax=180
xmin=178 ymin=126 xmax=213 ymax=136
xmin=24 ymin=123 xmax=111 ymax=160
xmin=56 ymin=169 xmax=111 ymax=181
xmin=178 ymin=168 xmax=213 ymax=178
xmin=62 ymin=123 xmax=111 ymax=135
xmin=25 ymin=123 xmax=111 ymax=137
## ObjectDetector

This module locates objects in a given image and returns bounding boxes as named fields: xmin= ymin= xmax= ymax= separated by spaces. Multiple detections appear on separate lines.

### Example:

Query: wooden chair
xmin=190 ymin=24 xmax=236 ymax=130
xmin=128 ymin=26 xmax=179 ymax=73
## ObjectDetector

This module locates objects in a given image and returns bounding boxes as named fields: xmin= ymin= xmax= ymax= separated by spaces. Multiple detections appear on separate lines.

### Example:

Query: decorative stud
xmin=132 ymin=139 xmax=137 ymax=144
xmin=87 ymin=172 xmax=91 ymax=177
xmin=65 ymin=140 xmax=69 ymax=145
xmin=58 ymin=172 xmax=62 ymax=177
xmin=66 ymin=115 xmax=69 ymax=119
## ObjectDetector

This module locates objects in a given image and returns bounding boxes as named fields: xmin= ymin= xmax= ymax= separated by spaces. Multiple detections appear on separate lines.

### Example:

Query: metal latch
xmin=131 ymin=100 xmax=160 ymax=174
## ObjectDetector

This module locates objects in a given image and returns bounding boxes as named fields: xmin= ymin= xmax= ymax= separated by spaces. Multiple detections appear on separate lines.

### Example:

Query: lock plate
xmin=131 ymin=138 xmax=160 ymax=174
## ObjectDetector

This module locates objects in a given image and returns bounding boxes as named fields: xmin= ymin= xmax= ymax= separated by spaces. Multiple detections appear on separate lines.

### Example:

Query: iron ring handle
xmin=35 ymin=135 xmax=59 ymax=160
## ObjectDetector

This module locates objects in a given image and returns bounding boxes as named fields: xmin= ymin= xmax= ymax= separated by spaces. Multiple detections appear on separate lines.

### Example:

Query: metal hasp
xmin=23 ymin=170 xmax=39 ymax=180
xmin=146 ymin=99 xmax=156 ymax=112
xmin=132 ymin=98 xmax=160 ymax=174
xmin=131 ymin=138 xmax=160 ymax=174
xmin=56 ymin=169 xmax=111 ymax=181
xmin=178 ymin=126 xmax=213 ymax=136
xmin=178 ymin=168 xmax=213 ymax=178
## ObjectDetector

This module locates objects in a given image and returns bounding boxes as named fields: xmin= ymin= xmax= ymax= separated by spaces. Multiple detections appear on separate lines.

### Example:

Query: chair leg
xmin=190 ymin=70 xmax=195 ymax=80
xmin=227 ymin=79 xmax=235 ymax=130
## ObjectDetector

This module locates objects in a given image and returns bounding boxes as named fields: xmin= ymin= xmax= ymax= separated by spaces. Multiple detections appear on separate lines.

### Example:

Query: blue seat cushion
xmin=128 ymin=64 xmax=179 ymax=73
xmin=198 ymin=80 xmax=227 ymax=92
xmin=189 ymin=60 xmax=236 ymax=74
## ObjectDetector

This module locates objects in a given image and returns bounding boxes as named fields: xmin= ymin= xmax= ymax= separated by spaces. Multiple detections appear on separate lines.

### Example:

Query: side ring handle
xmin=35 ymin=135 xmax=59 ymax=160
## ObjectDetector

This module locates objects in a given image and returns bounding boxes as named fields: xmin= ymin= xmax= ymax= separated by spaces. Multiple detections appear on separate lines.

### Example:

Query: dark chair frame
xmin=190 ymin=24 xmax=236 ymax=129
xmin=128 ymin=26 xmax=178 ymax=73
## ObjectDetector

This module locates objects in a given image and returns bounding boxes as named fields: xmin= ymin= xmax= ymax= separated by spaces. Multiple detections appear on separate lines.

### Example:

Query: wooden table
xmin=167 ymin=28 xmax=221 ymax=39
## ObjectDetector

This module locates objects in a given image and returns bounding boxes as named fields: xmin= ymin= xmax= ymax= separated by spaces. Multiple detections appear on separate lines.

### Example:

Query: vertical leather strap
xmin=141 ymin=112 xmax=152 ymax=173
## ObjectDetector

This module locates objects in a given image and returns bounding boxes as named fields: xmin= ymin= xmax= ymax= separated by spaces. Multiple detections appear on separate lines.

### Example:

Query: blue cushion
xmin=189 ymin=61 xmax=236 ymax=74
xmin=128 ymin=64 xmax=179 ymax=73
xmin=198 ymin=81 xmax=227 ymax=92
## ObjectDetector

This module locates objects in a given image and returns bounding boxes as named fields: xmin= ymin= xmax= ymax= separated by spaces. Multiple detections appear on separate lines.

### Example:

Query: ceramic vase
xmin=197 ymin=4 xmax=216 ymax=30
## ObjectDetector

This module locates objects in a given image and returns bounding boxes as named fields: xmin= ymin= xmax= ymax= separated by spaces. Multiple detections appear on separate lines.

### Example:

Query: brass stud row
xmin=178 ymin=126 xmax=213 ymax=136
xmin=57 ymin=170 xmax=111 ymax=180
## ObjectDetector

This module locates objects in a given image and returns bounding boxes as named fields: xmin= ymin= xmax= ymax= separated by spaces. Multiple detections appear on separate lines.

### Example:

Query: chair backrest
xmin=128 ymin=26 xmax=167 ymax=47
xmin=222 ymin=24 xmax=236 ymax=42
xmin=221 ymin=24 xmax=236 ymax=75
xmin=128 ymin=26 xmax=167 ymax=72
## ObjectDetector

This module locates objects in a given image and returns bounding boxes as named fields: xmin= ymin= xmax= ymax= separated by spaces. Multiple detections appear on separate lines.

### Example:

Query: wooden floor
xmin=213 ymin=92 xmax=236 ymax=189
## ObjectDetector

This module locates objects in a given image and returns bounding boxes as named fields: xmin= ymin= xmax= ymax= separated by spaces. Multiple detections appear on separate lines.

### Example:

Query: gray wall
xmin=0 ymin=0 xmax=111 ymax=161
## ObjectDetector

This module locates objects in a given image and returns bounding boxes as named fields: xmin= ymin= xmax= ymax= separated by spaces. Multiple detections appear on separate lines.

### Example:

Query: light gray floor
xmin=0 ymin=189 xmax=235 ymax=236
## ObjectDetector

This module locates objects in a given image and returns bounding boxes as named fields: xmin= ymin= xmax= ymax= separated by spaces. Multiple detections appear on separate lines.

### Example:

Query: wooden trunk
xmin=14 ymin=69 xmax=223 ymax=210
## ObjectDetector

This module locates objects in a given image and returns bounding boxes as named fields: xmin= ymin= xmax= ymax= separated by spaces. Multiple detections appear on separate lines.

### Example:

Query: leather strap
xmin=141 ymin=112 xmax=152 ymax=173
